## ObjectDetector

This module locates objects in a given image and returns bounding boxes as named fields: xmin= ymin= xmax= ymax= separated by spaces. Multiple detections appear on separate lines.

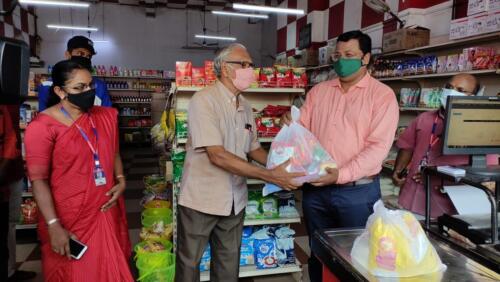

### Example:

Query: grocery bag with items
xmin=263 ymin=106 xmax=336 ymax=196
xmin=351 ymin=200 xmax=446 ymax=277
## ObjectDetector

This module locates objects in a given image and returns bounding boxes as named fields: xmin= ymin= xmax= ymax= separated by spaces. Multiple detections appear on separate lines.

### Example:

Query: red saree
xmin=25 ymin=106 xmax=133 ymax=282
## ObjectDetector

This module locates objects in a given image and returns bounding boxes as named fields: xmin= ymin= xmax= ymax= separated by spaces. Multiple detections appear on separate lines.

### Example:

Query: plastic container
xmin=141 ymin=208 xmax=172 ymax=227
xmin=135 ymin=242 xmax=175 ymax=282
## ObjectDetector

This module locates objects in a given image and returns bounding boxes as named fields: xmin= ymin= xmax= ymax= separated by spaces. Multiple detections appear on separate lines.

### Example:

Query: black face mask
xmin=66 ymin=89 xmax=96 ymax=112
xmin=70 ymin=56 xmax=93 ymax=72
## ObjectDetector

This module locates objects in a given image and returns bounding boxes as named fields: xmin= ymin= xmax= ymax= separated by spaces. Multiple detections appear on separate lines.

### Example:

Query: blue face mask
xmin=440 ymin=88 xmax=467 ymax=108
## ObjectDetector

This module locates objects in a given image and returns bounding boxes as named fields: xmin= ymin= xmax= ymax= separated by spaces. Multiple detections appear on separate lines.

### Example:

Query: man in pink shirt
xmin=393 ymin=73 xmax=499 ymax=218
xmin=284 ymin=30 xmax=399 ymax=282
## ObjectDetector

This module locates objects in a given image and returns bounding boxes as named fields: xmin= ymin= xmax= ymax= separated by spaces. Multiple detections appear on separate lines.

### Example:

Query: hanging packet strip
xmin=263 ymin=106 xmax=336 ymax=196
xmin=60 ymin=107 xmax=106 ymax=186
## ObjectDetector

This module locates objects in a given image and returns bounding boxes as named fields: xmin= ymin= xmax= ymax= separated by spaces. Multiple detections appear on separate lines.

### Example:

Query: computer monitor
xmin=0 ymin=36 xmax=30 ymax=104
xmin=443 ymin=95 xmax=500 ymax=176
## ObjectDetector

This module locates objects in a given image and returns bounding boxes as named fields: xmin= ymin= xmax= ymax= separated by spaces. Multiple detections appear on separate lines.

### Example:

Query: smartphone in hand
xmin=69 ymin=238 xmax=88 ymax=260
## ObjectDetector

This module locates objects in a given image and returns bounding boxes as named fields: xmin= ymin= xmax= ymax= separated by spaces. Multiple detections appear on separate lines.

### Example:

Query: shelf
xmin=378 ymin=69 xmax=498 ymax=81
xmin=378 ymin=32 xmax=500 ymax=57
xmin=177 ymin=138 xmax=188 ymax=145
xmin=97 ymin=75 xmax=169 ymax=80
xmin=113 ymin=102 xmax=151 ymax=104
xmin=400 ymin=107 xmax=438 ymax=112
xmin=108 ymin=88 xmax=159 ymax=92
xmin=22 ymin=192 xmax=33 ymax=197
xmin=258 ymin=137 xmax=275 ymax=143
xmin=306 ymin=64 xmax=332 ymax=71
xmin=119 ymin=126 xmax=151 ymax=129
xmin=243 ymin=215 xmax=301 ymax=226
xmin=25 ymin=95 xmax=38 ymax=100
xmin=16 ymin=223 xmax=37 ymax=230
xmin=247 ymin=179 xmax=265 ymax=185
xmin=176 ymin=86 xmax=305 ymax=94
xmin=200 ymin=261 xmax=302 ymax=281
xmin=119 ymin=115 xmax=151 ymax=117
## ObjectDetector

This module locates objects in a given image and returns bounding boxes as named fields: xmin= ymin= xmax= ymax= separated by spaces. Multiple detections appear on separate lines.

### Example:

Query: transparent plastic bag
xmin=263 ymin=106 xmax=336 ymax=196
xmin=351 ymin=200 xmax=446 ymax=277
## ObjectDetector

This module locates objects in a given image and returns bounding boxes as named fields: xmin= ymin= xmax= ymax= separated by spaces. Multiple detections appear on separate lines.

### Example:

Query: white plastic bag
xmin=263 ymin=106 xmax=336 ymax=196
xmin=351 ymin=200 xmax=446 ymax=277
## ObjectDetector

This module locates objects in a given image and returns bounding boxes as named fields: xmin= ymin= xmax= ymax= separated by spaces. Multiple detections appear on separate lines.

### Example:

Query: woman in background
xmin=25 ymin=60 xmax=133 ymax=281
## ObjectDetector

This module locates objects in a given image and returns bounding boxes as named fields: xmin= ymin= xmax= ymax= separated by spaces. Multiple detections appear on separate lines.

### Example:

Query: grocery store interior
xmin=1 ymin=0 xmax=500 ymax=281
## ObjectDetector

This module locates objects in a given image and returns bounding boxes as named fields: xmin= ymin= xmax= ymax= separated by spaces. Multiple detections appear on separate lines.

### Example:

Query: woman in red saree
xmin=25 ymin=60 xmax=133 ymax=281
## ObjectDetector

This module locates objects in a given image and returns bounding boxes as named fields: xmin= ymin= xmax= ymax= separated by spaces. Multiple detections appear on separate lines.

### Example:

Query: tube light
xmin=212 ymin=11 xmax=269 ymax=19
xmin=233 ymin=3 xmax=304 ymax=15
xmin=19 ymin=0 xmax=90 ymax=8
xmin=195 ymin=35 xmax=237 ymax=41
xmin=47 ymin=25 xmax=98 ymax=31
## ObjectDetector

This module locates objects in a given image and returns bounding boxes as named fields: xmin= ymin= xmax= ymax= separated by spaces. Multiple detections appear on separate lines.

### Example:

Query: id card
xmin=94 ymin=166 xmax=107 ymax=186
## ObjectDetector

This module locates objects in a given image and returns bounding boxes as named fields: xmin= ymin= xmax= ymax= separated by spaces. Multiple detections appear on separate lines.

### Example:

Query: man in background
xmin=393 ymin=73 xmax=498 ymax=217
xmin=38 ymin=35 xmax=111 ymax=111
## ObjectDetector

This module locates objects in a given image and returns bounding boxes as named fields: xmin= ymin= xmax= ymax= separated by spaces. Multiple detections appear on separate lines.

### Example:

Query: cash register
xmin=437 ymin=96 xmax=500 ymax=247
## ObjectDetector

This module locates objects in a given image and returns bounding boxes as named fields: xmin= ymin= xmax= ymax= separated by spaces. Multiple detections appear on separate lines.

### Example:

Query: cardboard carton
xmin=449 ymin=18 xmax=469 ymax=40
xmin=382 ymin=26 xmax=430 ymax=52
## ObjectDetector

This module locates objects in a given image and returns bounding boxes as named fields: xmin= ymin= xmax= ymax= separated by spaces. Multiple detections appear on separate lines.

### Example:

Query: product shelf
xmin=200 ymin=261 xmax=302 ymax=281
xmin=119 ymin=126 xmax=152 ymax=129
xmin=113 ymin=102 xmax=151 ymax=105
xmin=108 ymin=88 xmax=158 ymax=92
xmin=377 ymin=69 xmax=498 ymax=81
xmin=176 ymin=86 xmax=305 ymax=94
xmin=96 ymin=75 xmax=170 ymax=80
xmin=243 ymin=214 xmax=301 ymax=227
xmin=177 ymin=137 xmax=274 ymax=145
xmin=119 ymin=115 xmax=151 ymax=117
xmin=22 ymin=192 xmax=33 ymax=197
xmin=247 ymin=179 xmax=265 ymax=185
xmin=306 ymin=64 xmax=332 ymax=71
xmin=16 ymin=223 xmax=37 ymax=230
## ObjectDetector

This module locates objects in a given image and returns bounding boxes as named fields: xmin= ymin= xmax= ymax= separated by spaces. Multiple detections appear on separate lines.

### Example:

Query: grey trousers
xmin=175 ymin=205 xmax=245 ymax=282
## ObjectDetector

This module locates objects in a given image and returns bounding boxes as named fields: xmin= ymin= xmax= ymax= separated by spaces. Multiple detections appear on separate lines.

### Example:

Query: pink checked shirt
xmin=300 ymin=74 xmax=399 ymax=184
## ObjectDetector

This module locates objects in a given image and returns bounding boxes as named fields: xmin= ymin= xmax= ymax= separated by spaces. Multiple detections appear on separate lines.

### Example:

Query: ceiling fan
xmin=364 ymin=0 xmax=405 ymax=28
xmin=193 ymin=3 xmax=219 ymax=48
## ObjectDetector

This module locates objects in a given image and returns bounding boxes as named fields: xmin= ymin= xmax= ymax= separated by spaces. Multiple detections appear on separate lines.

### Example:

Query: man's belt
xmin=334 ymin=175 xmax=378 ymax=187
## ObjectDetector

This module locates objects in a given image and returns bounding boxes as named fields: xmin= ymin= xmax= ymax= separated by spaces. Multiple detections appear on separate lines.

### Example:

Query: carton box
xmin=295 ymin=49 xmax=319 ymax=67
xmin=467 ymin=12 xmax=488 ymax=36
xmin=449 ymin=18 xmax=469 ymax=40
xmin=318 ymin=45 xmax=335 ymax=66
xmin=485 ymin=9 xmax=500 ymax=33
xmin=204 ymin=61 xmax=216 ymax=86
xmin=491 ymin=0 xmax=500 ymax=11
xmin=192 ymin=67 xmax=205 ymax=87
xmin=175 ymin=61 xmax=192 ymax=87
xmin=468 ymin=0 xmax=500 ymax=16
xmin=382 ymin=26 xmax=430 ymax=52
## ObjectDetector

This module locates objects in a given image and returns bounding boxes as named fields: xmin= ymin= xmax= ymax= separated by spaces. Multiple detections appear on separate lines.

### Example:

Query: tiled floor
xmin=14 ymin=147 xmax=313 ymax=281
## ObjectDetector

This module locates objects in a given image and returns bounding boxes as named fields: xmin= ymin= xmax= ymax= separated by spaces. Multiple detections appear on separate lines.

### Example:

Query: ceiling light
xmin=212 ymin=11 xmax=269 ymax=19
xmin=195 ymin=35 xmax=237 ymax=41
xmin=19 ymin=0 xmax=90 ymax=8
xmin=47 ymin=24 xmax=98 ymax=31
xmin=233 ymin=3 xmax=304 ymax=15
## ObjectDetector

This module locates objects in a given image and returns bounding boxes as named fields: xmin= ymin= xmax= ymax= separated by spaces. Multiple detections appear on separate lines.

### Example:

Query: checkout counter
xmin=312 ymin=96 xmax=500 ymax=281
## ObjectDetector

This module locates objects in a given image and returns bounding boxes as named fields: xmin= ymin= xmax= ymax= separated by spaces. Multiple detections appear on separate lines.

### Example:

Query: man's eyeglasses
xmin=225 ymin=61 xmax=255 ymax=69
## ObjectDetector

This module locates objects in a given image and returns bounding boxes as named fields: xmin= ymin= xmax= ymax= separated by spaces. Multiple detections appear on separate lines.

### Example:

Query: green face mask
xmin=333 ymin=58 xmax=363 ymax=77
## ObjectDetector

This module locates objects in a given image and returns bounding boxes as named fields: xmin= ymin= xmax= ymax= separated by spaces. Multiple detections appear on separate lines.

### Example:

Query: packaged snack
xmin=445 ymin=54 xmax=460 ymax=72
xmin=399 ymin=88 xmax=420 ymax=108
xmin=259 ymin=67 xmax=276 ymax=87
xmin=436 ymin=56 xmax=447 ymax=73
xmin=274 ymin=65 xmax=292 ymax=88
xmin=424 ymin=56 xmax=438 ymax=74
xmin=143 ymin=175 xmax=167 ymax=193
xmin=199 ymin=244 xmax=211 ymax=272
xmin=467 ymin=47 xmax=496 ymax=70
xmin=140 ymin=221 xmax=173 ymax=241
xmin=351 ymin=201 xmax=446 ymax=277
xmin=260 ymin=196 xmax=279 ymax=219
xmin=172 ymin=149 xmax=186 ymax=183
xmin=175 ymin=61 xmax=192 ymax=87
xmin=192 ymin=67 xmax=205 ymax=87
xmin=246 ymin=191 xmax=262 ymax=219
xmin=175 ymin=111 xmax=188 ymax=139
xmin=250 ymin=68 xmax=260 ymax=88
xmin=276 ymin=192 xmax=299 ymax=218
xmin=263 ymin=106 xmax=336 ymax=196
xmin=274 ymin=226 xmax=296 ymax=265
xmin=419 ymin=88 xmax=442 ymax=108
xmin=252 ymin=228 xmax=278 ymax=269
xmin=291 ymin=67 xmax=307 ymax=88
xmin=20 ymin=198 xmax=38 ymax=224
xmin=240 ymin=227 xmax=255 ymax=266
xmin=204 ymin=61 xmax=217 ymax=86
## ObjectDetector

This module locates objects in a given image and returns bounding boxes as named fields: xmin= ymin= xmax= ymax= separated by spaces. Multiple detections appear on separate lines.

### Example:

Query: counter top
xmin=312 ymin=228 xmax=500 ymax=281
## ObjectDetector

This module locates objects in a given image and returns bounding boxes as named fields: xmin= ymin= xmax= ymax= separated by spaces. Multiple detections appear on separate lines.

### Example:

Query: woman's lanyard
xmin=60 ymin=107 xmax=107 ymax=186
xmin=419 ymin=114 xmax=440 ymax=171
